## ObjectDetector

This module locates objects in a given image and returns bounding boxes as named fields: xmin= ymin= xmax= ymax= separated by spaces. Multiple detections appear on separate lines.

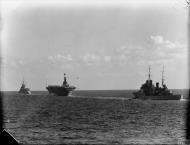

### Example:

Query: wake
xmin=180 ymin=95 xmax=189 ymax=101
xmin=69 ymin=95 xmax=131 ymax=100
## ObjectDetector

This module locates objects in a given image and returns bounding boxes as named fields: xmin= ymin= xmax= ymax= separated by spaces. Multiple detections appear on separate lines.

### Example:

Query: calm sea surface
xmin=2 ymin=89 xmax=189 ymax=144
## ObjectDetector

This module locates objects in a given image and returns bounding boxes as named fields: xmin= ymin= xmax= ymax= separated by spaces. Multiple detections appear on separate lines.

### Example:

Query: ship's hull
xmin=46 ymin=85 xmax=76 ymax=96
xmin=133 ymin=92 xmax=181 ymax=100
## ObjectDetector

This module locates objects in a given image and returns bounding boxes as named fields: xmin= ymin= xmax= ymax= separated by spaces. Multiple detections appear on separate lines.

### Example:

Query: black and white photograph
xmin=0 ymin=0 xmax=189 ymax=144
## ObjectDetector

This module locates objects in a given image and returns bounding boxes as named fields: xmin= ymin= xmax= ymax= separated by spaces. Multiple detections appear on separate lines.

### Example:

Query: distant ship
xmin=18 ymin=80 xmax=31 ymax=95
xmin=133 ymin=66 xmax=181 ymax=100
xmin=46 ymin=73 xmax=76 ymax=96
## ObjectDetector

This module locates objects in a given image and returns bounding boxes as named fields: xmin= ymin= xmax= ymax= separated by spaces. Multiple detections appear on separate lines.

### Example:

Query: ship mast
xmin=22 ymin=77 xmax=25 ymax=85
xmin=161 ymin=65 xmax=165 ymax=86
xmin=148 ymin=65 xmax=151 ymax=81
xmin=64 ymin=73 xmax=67 ymax=82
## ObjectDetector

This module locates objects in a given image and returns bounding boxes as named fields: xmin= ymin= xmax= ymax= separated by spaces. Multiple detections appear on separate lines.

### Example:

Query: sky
xmin=0 ymin=0 xmax=189 ymax=91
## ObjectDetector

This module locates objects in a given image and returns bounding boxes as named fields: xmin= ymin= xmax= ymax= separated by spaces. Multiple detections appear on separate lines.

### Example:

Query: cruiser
xmin=133 ymin=66 xmax=181 ymax=100
xmin=46 ymin=73 xmax=76 ymax=96
xmin=18 ymin=80 xmax=31 ymax=95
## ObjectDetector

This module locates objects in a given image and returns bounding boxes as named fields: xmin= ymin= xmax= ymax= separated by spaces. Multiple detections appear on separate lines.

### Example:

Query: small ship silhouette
xmin=18 ymin=80 xmax=31 ymax=95
xmin=46 ymin=73 xmax=76 ymax=96
xmin=133 ymin=66 xmax=181 ymax=100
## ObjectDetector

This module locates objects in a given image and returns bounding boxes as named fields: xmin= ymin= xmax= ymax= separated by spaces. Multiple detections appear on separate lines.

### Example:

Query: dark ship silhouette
xmin=18 ymin=80 xmax=31 ymax=95
xmin=46 ymin=73 xmax=76 ymax=96
xmin=133 ymin=66 xmax=181 ymax=100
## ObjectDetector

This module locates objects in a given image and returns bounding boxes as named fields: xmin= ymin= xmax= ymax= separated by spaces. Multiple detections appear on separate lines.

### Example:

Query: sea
xmin=1 ymin=89 xmax=189 ymax=144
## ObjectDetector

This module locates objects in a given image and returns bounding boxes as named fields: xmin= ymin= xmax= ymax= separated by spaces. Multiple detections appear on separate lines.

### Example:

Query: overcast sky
xmin=1 ymin=0 xmax=189 ymax=91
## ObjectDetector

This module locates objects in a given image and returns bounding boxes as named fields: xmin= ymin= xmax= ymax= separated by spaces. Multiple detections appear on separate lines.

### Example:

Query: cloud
xmin=150 ymin=35 xmax=188 ymax=62
xmin=150 ymin=35 xmax=186 ymax=50
xmin=104 ymin=56 xmax=111 ymax=62
xmin=116 ymin=46 xmax=131 ymax=55
xmin=114 ymin=46 xmax=130 ymax=62
xmin=47 ymin=54 xmax=74 ymax=70
xmin=164 ymin=40 xmax=176 ymax=49
xmin=114 ymin=45 xmax=145 ymax=65
xmin=116 ymin=35 xmax=188 ymax=67
xmin=48 ymin=54 xmax=72 ymax=62
xmin=82 ymin=53 xmax=101 ymax=65
xmin=150 ymin=35 xmax=164 ymax=44
xmin=1 ymin=57 xmax=28 ymax=69
xmin=150 ymin=35 xmax=186 ymax=53
xmin=119 ymin=54 xmax=127 ymax=60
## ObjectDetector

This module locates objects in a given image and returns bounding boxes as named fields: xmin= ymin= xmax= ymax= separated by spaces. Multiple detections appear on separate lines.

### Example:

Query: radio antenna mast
xmin=161 ymin=65 xmax=165 ymax=86
xmin=22 ymin=76 xmax=25 ymax=85
xmin=148 ymin=65 xmax=151 ymax=81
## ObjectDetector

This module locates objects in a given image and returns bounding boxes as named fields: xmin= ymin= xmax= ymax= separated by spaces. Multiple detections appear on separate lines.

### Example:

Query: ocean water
xmin=2 ymin=89 xmax=189 ymax=144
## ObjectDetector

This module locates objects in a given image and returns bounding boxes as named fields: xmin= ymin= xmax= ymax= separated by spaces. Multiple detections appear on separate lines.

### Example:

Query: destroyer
xmin=46 ymin=73 xmax=76 ymax=96
xmin=18 ymin=80 xmax=31 ymax=94
xmin=133 ymin=66 xmax=181 ymax=100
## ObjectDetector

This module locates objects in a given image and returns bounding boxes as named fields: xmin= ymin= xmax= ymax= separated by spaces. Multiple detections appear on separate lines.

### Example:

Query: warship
xmin=46 ymin=73 xmax=76 ymax=96
xmin=18 ymin=80 xmax=31 ymax=95
xmin=133 ymin=66 xmax=181 ymax=100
